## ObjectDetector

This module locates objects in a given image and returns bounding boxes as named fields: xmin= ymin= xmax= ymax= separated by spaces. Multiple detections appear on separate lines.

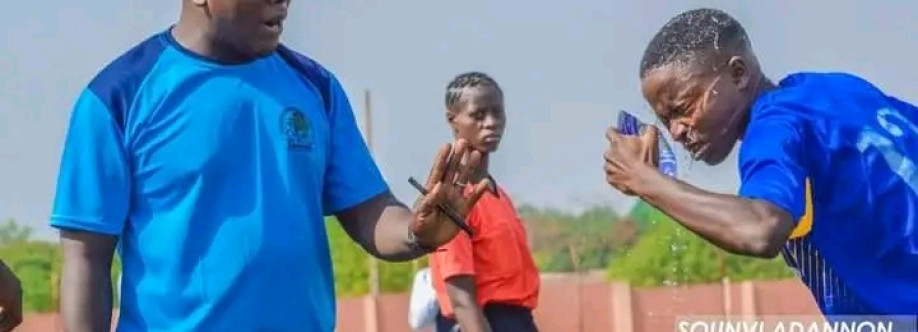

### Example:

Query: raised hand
xmin=604 ymin=124 xmax=660 ymax=196
xmin=411 ymin=139 xmax=491 ymax=248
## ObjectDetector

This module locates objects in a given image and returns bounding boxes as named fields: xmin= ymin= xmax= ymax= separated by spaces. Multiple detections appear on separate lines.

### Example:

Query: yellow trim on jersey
xmin=789 ymin=179 xmax=813 ymax=239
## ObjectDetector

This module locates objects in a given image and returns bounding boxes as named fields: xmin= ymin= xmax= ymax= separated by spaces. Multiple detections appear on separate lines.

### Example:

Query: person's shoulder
xmin=751 ymin=72 xmax=883 ymax=120
xmin=275 ymin=44 xmax=337 ymax=82
xmin=778 ymin=72 xmax=880 ymax=95
xmin=88 ymin=31 xmax=170 ymax=95
xmin=274 ymin=45 xmax=345 ymax=111
xmin=84 ymin=31 xmax=171 ymax=122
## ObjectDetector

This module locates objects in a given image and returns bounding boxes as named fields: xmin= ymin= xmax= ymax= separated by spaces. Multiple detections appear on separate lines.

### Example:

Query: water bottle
xmin=616 ymin=110 xmax=678 ymax=178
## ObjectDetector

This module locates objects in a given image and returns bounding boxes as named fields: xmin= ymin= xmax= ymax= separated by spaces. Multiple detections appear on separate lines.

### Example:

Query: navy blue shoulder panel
xmin=87 ymin=33 xmax=168 ymax=132
xmin=275 ymin=44 xmax=333 ymax=114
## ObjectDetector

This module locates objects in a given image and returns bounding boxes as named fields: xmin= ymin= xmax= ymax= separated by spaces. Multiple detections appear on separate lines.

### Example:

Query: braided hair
xmin=445 ymin=71 xmax=503 ymax=109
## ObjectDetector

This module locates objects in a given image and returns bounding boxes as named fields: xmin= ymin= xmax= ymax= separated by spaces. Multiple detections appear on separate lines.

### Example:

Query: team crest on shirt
xmin=281 ymin=107 xmax=313 ymax=150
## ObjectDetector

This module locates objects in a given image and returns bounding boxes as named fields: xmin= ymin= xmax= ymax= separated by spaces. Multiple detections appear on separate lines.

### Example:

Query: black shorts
xmin=435 ymin=303 xmax=538 ymax=332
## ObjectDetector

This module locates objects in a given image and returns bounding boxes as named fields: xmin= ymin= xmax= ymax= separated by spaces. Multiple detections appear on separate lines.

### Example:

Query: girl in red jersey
xmin=430 ymin=72 xmax=541 ymax=332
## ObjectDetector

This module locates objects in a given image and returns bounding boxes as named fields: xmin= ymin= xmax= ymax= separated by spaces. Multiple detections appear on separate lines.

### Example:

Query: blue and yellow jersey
xmin=781 ymin=179 xmax=875 ymax=314
xmin=788 ymin=180 xmax=813 ymax=240
xmin=739 ymin=72 xmax=918 ymax=315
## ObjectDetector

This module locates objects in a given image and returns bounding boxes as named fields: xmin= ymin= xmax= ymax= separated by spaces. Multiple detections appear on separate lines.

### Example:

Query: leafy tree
xmin=607 ymin=202 xmax=793 ymax=286
xmin=726 ymin=253 xmax=795 ymax=280
xmin=326 ymin=217 xmax=370 ymax=297
xmin=521 ymin=205 xmax=633 ymax=272
xmin=325 ymin=218 xmax=419 ymax=297
xmin=1 ymin=240 xmax=60 ymax=312
xmin=0 ymin=217 xmax=418 ymax=310
xmin=0 ymin=220 xmax=120 ymax=312
xmin=0 ymin=221 xmax=61 ymax=312
xmin=0 ymin=219 xmax=32 ymax=246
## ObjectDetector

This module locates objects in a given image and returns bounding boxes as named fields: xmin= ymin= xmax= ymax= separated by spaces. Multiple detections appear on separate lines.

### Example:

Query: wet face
xmin=640 ymin=56 xmax=754 ymax=165
xmin=203 ymin=0 xmax=289 ymax=57
xmin=447 ymin=85 xmax=506 ymax=153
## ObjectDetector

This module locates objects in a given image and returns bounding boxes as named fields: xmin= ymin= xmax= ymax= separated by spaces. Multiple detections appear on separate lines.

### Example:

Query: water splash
xmin=617 ymin=110 xmax=689 ymax=315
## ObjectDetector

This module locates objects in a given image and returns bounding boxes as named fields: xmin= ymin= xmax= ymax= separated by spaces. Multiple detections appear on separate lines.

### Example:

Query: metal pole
xmin=364 ymin=89 xmax=380 ymax=298
xmin=362 ymin=89 xmax=381 ymax=332
xmin=569 ymin=244 xmax=584 ymax=332
xmin=719 ymin=251 xmax=731 ymax=318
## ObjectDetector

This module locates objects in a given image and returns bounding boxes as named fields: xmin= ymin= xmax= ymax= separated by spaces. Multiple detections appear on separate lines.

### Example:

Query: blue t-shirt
xmin=738 ymin=72 xmax=918 ymax=315
xmin=50 ymin=30 xmax=388 ymax=331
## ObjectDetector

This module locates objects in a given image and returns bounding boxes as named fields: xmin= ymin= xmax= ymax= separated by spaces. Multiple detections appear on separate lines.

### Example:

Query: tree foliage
xmin=607 ymin=201 xmax=794 ymax=287
xmin=325 ymin=218 xmax=421 ymax=298
xmin=0 ymin=201 xmax=798 ymax=311
xmin=0 ymin=220 xmax=121 ymax=312
xmin=0 ymin=219 xmax=32 ymax=246
xmin=0 ymin=240 xmax=60 ymax=312
xmin=520 ymin=205 xmax=636 ymax=272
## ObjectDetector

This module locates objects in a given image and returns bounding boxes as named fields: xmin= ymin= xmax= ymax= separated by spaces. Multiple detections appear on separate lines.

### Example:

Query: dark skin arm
xmin=604 ymin=126 xmax=796 ymax=258
xmin=631 ymin=166 xmax=795 ymax=258
xmin=0 ymin=259 xmax=22 ymax=332
xmin=445 ymin=275 xmax=492 ymax=332
xmin=59 ymin=230 xmax=117 ymax=332
xmin=336 ymin=140 xmax=491 ymax=262
xmin=336 ymin=192 xmax=426 ymax=261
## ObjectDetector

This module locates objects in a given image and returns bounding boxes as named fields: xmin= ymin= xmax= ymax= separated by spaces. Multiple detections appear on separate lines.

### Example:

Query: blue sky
xmin=1 ymin=0 xmax=916 ymax=239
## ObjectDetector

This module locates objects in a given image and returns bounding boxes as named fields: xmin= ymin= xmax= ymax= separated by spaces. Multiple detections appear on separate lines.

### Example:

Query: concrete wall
xmin=15 ymin=276 xmax=819 ymax=332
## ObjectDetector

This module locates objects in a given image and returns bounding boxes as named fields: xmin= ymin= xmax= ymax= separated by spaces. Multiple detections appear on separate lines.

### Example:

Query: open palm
xmin=411 ymin=139 xmax=491 ymax=248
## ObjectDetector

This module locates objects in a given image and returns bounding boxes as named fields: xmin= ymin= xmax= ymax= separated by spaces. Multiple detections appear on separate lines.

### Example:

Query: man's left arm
xmin=335 ymin=192 xmax=429 ymax=261
xmin=624 ymin=112 xmax=807 ymax=258
xmin=312 ymin=75 xmax=423 ymax=261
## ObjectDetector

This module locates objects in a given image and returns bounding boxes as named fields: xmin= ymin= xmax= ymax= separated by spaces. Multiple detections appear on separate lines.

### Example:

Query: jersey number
xmin=856 ymin=107 xmax=918 ymax=194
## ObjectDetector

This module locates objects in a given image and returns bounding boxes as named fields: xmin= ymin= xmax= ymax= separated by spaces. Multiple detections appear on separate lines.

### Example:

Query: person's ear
xmin=727 ymin=56 xmax=750 ymax=90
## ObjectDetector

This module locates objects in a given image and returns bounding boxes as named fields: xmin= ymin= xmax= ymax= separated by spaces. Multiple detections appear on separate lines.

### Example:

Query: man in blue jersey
xmin=602 ymin=8 xmax=918 ymax=318
xmin=51 ymin=1 xmax=491 ymax=331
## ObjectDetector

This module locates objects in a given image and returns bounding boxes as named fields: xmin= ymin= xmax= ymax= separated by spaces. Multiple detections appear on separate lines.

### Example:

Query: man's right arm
xmin=51 ymin=88 xmax=131 ymax=332
xmin=59 ymin=231 xmax=117 ymax=332
xmin=445 ymin=276 xmax=492 ymax=332
xmin=632 ymin=111 xmax=805 ymax=258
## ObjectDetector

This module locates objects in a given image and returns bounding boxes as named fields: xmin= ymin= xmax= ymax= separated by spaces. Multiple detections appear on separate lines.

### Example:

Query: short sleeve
xmin=737 ymin=109 xmax=808 ymax=221
xmin=50 ymin=89 xmax=131 ymax=235
xmin=431 ymin=232 xmax=476 ymax=280
xmin=322 ymin=77 xmax=389 ymax=215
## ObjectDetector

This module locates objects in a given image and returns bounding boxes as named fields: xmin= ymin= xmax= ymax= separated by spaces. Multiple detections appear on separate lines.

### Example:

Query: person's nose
xmin=669 ymin=120 xmax=690 ymax=144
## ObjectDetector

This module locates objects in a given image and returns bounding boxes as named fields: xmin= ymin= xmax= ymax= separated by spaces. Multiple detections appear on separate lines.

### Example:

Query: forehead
xmin=640 ymin=65 xmax=709 ymax=113
xmin=454 ymin=85 xmax=503 ymax=111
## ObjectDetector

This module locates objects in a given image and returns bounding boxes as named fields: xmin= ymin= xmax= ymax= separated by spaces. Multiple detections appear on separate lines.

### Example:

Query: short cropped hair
xmin=445 ymin=71 xmax=502 ymax=109
xmin=639 ymin=8 xmax=749 ymax=78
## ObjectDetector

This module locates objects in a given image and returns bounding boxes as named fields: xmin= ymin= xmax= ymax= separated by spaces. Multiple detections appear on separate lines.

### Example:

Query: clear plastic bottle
xmin=616 ymin=110 xmax=678 ymax=178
